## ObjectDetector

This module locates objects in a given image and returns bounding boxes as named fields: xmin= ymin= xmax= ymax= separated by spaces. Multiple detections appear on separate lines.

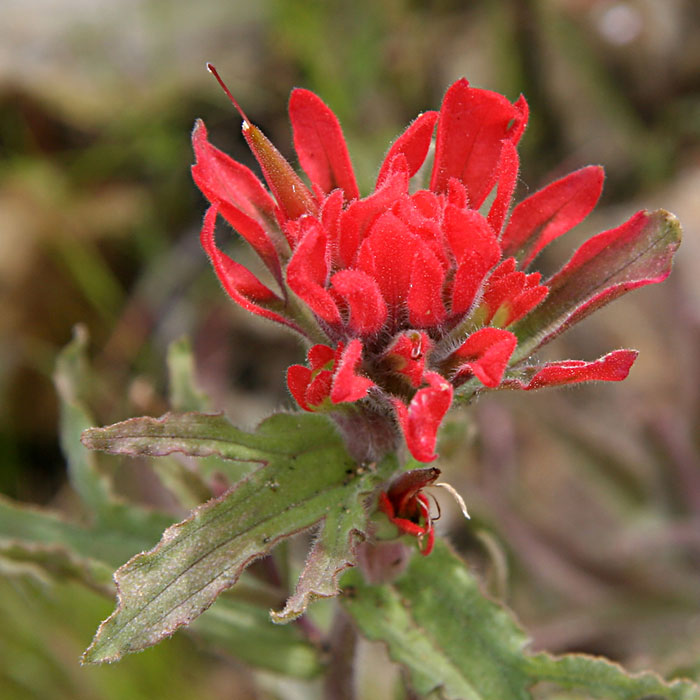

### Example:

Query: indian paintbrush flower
xmin=193 ymin=66 xmax=681 ymax=468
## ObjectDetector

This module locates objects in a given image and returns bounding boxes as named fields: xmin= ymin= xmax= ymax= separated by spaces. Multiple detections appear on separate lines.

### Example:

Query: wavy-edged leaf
xmin=524 ymin=652 xmax=700 ymax=700
xmin=343 ymin=540 xmax=698 ymax=699
xmin=82 ymin=413 xmax=389 ymax=664
xmin=272 ymin=454 xmax=397 ymax=623
xmin=82 ymin=411 xmax=277 ymax=462
xmin=511 ymin=209 xmax=681 ymax=363
xmin=0 ymin=540 xmax=114 ymax=594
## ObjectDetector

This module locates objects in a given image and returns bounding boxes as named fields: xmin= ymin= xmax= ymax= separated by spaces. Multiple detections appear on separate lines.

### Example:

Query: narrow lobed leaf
xmin=82 ymin=413 xmax=390 ymax=663
xmin=271 ymin=453 xmax=398 ymax=623
xmin=524 ymin=652 xmax=700 ymax=700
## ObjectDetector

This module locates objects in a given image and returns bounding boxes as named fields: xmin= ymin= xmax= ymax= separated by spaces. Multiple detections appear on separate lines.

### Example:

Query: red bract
xmin=193 ymin=78 xmax=681 ymax=463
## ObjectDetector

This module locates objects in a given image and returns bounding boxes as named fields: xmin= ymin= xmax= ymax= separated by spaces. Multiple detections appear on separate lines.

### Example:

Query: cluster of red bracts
xmin=192 ymin=76 xmax=678 ymax=466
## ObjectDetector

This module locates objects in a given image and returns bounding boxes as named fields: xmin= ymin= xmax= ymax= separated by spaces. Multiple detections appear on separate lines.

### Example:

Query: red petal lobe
xmin=289 ymin=89 xmax=359 ymax=201
xmin=376 ymin=111 xmax=439 ymax=188
xmin=431 ymin=79 xmax=518 ymax=207
xmin=452 ymin=327 xmax=517 ymax=387
xmin=192 ymin=120 xmax=278 ymax=225
xmin=506 ymin=350 xmax=639 ymax=390
xmin=200 ymin=205 xmax=305 ymax=335
xmin=357 ymin=211 xmax=418 ymax=313
xmin=511 ymin=209 xmax=682 ymax=361
xmin=487 ymin=140 xmax=519 ymax=235
xmin=331 ymin=339 xmax=374 ymax=403
xmin=408 ymin=244 xmax=447 ymax=327
xmin=331 ymin=269 xmax=388 ymax=335
xmin=286 ymin=218 xmax=341 ymax=325
xmin=393 ymin=372 xmax=453 ymax=463
xmin=287 ymin=365 xmax=313 ymax=411
xmin=501 ymin=166 xmax=604 ymax=267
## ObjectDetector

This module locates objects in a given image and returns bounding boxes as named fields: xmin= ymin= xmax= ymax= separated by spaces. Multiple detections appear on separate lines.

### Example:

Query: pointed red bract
xmin=487 ymin=140 xmax=519 ymax=235
xmin=357 ymin=212 xmax=418 ymax=314
xmin=376 ymin=111 xmax=439 ymax=188
xmin=200 ymin=205 xmax=305 ymax=336
xmin=289 ymin=88 xmax=359 ymax=202
xmin=286 ymin=218 xmax=341 ymax=325
xmin=192 ymin=120 xmax=279 ymax=229
xmin=444 ymin=205 xmax=500 ymax=265
xmin=502 ymin=166 xmax=604 ymax=267
xmin=512 ymin=210 xmax=681 ymax=360
xmin=337 ymin=169 xmax=408 ymax=268
xmin=287 ymin=364 xmax=314 ymax=411
xmin=504 ymin=350 xmax=638 ymax=390
xmin=507 ymin=95 xmax=529 ymax=145
xmin=408 ymin=244 xmax=447 ymax=327
xmin=193 ymin=122 xmax=283 ymax=283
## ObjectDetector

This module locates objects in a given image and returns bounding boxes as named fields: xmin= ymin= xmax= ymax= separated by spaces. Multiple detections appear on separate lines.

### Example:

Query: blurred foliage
xmin=1 ymin=0 xmax=699 ymax=697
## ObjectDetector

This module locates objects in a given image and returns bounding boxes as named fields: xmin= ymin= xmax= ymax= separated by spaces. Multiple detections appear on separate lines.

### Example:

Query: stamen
xmin=433 ymin=481 xmax=470 ymax=519
xmin=206 ymin=63 xmax=251 ymax=125
xmin=425 ymin=491 xmax=442 ymax=521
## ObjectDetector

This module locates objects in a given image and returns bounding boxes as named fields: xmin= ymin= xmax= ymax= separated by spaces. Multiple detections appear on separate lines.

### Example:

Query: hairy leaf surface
xmin=82 ymin=412 xmax=391 ymax=663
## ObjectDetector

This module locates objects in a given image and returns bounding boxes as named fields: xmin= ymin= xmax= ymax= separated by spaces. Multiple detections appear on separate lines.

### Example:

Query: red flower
xmin=193 ymin=72 xmax=681 ymax=463
xmin=378 ymin=468 xmax=441 ymax=556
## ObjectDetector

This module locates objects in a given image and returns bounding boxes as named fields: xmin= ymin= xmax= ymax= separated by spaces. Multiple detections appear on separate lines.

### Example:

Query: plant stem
xmin=323 ymin=607 xmax=357 ymax=700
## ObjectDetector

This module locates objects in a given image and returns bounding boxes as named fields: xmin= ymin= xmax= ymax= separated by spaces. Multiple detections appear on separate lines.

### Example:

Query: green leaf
xmin=524 ymin=653 xmax=700 ymax=700
xmin=82 ymin=412 xmax=393 ymax=664
xmin=0 ymin=540 xmax=114 ymax=594
xmin=511 ymin=209 xmax=681 ymax=363
xmin=53 ymin=325 xmax=114 ymax=512
xmin=271 ymin=455 xmax=398 ymax=623
xmin=163 ymin=335 xmax=245 ymax=490
xmin=166 ymin=336 xmax=211 ymax=412
xmin=343 ymin=539 xmax=531 ymax=699
xmin=343 ymin=540 xmax=699 ymax=700
xmin=0 ymin=494 xmax=171 ymax=570
xmin=53 ymin=326 xmax=179 ymax=533
xmin=82 ymin=411 xmax=277 ymax=463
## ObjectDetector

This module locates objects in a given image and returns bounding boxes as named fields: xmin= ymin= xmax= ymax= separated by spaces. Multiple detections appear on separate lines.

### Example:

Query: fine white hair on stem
xmin=434 ymin=482 xmax=470 ymax=519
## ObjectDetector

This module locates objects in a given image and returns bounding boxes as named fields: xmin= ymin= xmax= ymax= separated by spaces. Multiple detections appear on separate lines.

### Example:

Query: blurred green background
xmin=1 ymin=0 xmax=700 ymax=697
